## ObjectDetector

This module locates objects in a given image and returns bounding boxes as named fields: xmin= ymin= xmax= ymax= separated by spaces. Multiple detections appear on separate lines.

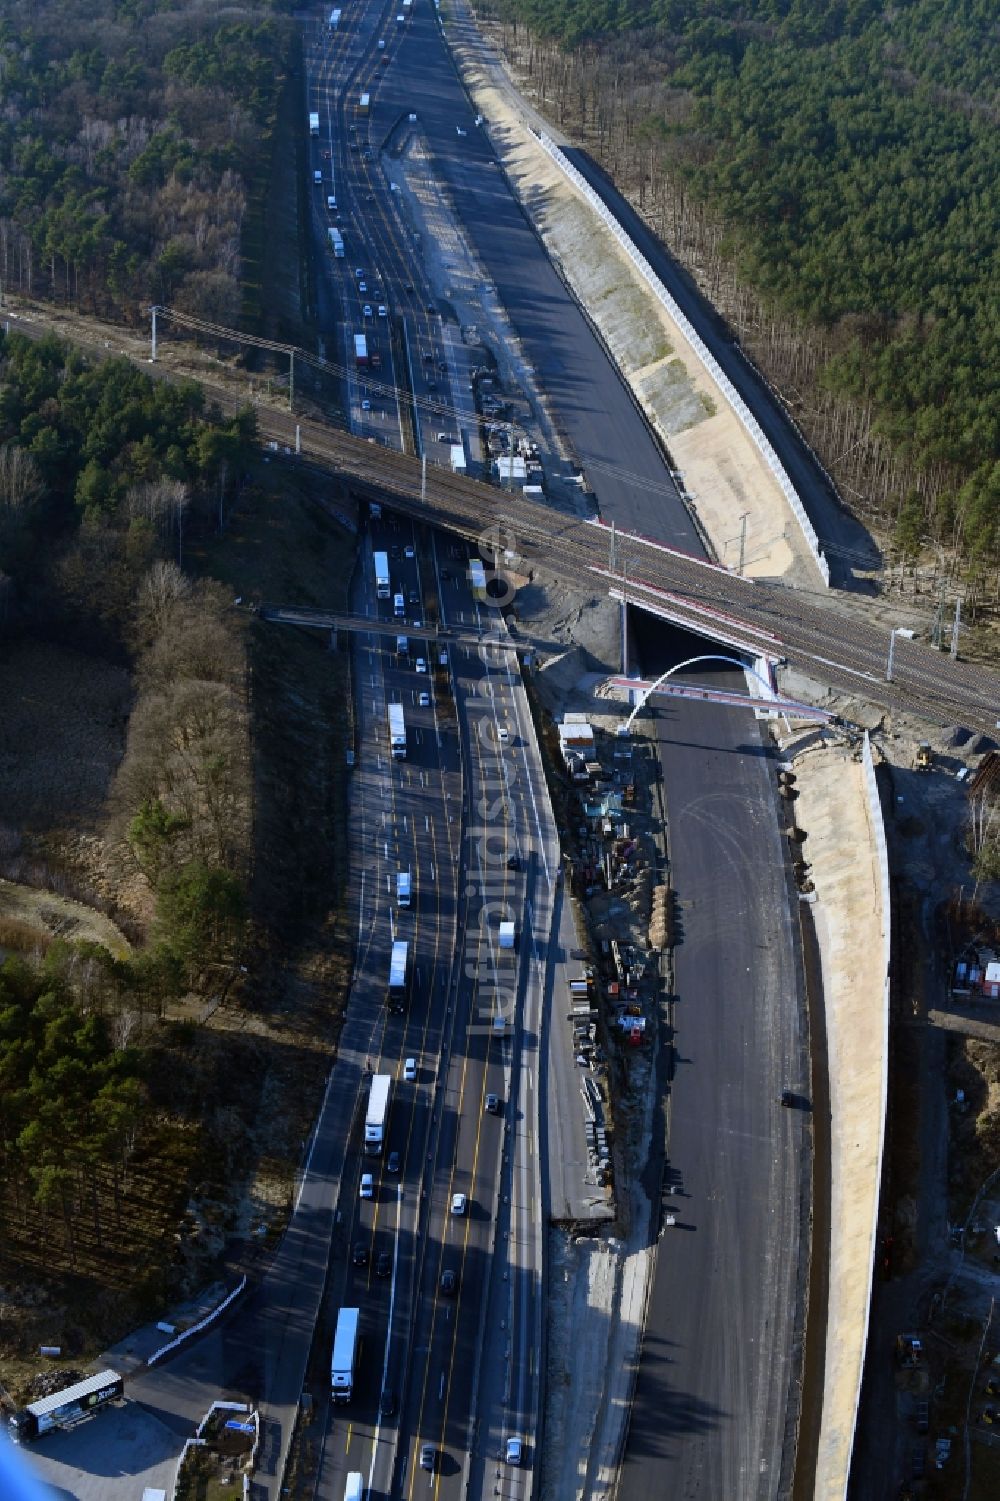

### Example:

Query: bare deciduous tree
xmin=138 ymin=559 xmax=190 ymax=638
xmin=0 ymin=443 xmax=44 ymax=513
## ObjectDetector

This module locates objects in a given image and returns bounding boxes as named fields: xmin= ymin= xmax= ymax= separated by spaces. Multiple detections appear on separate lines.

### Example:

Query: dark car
xmin=376 ymin=1249 xmax=392 ymax=1278
xmin=506 ymin=853 xmax=521 ymax=871
xmin=386 ymin=1150 xmax=401 ymax=1174
xmin=438 ymin=360 xmax=448 ymax=372
xmin=380 ymin=1388 xmax=397 ymax=1418
xmin=422 ymin=352 xmax=433 ymax=363
xmin=352 ymin=1241 xmax=368 ymax=1266
xmin=440 ymin=1268 xmax=457 ymax=1295
xmin=426 ymin=303 xmax=436 ymax=314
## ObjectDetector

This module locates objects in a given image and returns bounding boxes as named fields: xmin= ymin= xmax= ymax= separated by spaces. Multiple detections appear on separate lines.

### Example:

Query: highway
xmin=302 ymin=4 xmax=809 ymax=1499
xmin=298 ymin=5 xmax=995 ymax=1498
xmin=618 ymin=622 xmax=807 ymax=1499
xmin=307 ymin=508 xmax=548 ymax=1501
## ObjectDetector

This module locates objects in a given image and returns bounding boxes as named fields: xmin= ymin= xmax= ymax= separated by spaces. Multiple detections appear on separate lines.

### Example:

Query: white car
xmin=327 ymin=195 xmax=337 ymax=211
xmin=418 ymin=691 xmax=430 ymax=707
xmin=359 ymin=280 xmax=367 ymax=293
xmin=450 ymin=1193 xmax=467 ymax=1216
xmin=360 ymin=1173 xmax=374 ymax=1199
xmin=363 ymin=303 xmax=372 ymax=317
xmin=505 ymin=1437 xmax=522 ymax=1465
xmin=404 ymin=544 xmax=415 ymax=558
xmin=415 ymin=657 xmax=427 ymax=674
xmin=438 ymin=649 xmax=448 ymax=666
xmin=355 ymin=267 xmax=364 ymax=278
xmin=497 ymin=727 xmax=509 ymax=744
xmin=361 ymin=399 xmax=372 ymax=411
xmin=313 ymin=169 xmax=322 ymax=184
xmin=378 ymin=304 xmax=387 ymax=318
xmin=403 ymin=1057 xmax=417 ymax=1082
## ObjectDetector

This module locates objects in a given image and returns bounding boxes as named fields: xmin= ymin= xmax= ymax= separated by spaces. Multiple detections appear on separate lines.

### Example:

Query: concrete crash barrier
xmin=147 ymin=1276 xmax=248 ymax=1367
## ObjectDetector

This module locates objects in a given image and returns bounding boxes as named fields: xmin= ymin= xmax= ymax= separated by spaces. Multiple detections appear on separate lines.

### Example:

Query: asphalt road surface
xmin=617 ymin=627 xmax=807 ymax=1500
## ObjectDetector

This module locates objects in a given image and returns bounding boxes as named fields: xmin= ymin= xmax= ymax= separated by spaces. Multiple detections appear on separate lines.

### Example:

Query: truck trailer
xmin=328 ymin=227 xmax=345 ymax=258
xmin=374 ymin=550 xmax=391 ymax=599
xmin=328 ymin=8 xmax=342 ymax=27
xmin=9 ymin=1370 xmax=124 ymax=1444
xmin=388 ymin=938 xmax=408 ymax=1009
xmin=331 ymin=1307 xmax=360 ymax=1401
xmin=388 ymin=702 xmax=406 ymax=758
xmin=309 ymin=111 xmax=320 ymax=135
xmin=365 ymin=1073 xmax=391 ymax=1153
xmin=354 ymin=332 xmax=369 ymax=366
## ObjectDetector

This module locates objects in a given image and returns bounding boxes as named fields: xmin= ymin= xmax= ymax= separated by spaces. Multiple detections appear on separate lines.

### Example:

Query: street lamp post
xmin=886 ymin=627 xmax=899 ymax=682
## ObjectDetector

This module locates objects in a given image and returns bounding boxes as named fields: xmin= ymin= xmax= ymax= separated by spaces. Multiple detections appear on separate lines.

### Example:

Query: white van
xmin=344 ymin=1473 xmax=363 ymax=1501
xmin=327 ymin=194 xmax=337 ymax=211
xmin=394 ymin=593 xmax=405 ymax=617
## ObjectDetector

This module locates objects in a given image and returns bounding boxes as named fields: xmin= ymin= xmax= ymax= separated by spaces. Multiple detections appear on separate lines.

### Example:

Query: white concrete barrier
xmin=850 ymin=733 xmax=891 ymax=1492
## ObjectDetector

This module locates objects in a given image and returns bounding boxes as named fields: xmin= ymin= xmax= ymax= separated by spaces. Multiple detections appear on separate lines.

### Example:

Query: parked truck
xmin=388 ymin=938 xmax=408 ymax=1009
xmin=365 ymin=1073 xmax=391 ymax=1153
xmin=374 ymin=550 xmax=391 ymax=599
xmin=331 ymin=1307 xmax=360 ymax=1401
xmin=388 ymin=702 xmax=406 ymax=758
xmin=309 ymin=111 xmax=320 ymax=135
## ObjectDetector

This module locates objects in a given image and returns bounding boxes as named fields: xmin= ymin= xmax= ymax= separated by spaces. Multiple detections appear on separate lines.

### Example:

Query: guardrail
xmin=850 ymin=733 xmax=891 ymax=1493
xmin=535 ymin=134 xmax=830 ymax=588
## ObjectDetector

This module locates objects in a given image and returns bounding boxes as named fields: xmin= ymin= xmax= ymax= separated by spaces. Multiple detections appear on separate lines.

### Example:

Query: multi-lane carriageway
xmin=253 ymin=404 xmax=1000 ymax=735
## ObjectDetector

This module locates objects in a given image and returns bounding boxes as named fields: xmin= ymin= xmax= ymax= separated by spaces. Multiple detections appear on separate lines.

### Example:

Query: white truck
xmin=365 ymin=1073 xmax=391 ymax=1153
xmin=309 ymin=111 xmax=320 ymax=135
xmin=354 ymin=332 xmax=369 ymax=366
xmin=388 ymin=939 xmax=408 ymax=1009
xmin=328 ymin=227 xmax=345 ymax=258
xmin=328 ymin=7 xmax=341 ymax=27
xmin=396 ymin=870 xmax=411 ymax=907
xmin=374 ymin=550 xmax=391 ymax=599
xmin=388 ymin=702 xmax=406 ymax=758
xmin=331 ymin=1307 xmax=360 ymax=1401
